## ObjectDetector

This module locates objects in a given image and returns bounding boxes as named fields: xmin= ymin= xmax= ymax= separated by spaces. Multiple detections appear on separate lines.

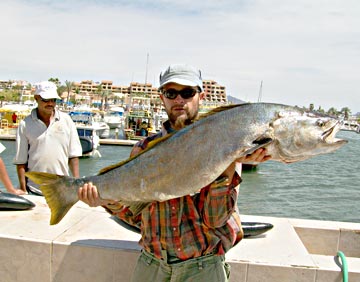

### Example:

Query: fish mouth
xmin=322 ymin=121 xmax=346 ymax=144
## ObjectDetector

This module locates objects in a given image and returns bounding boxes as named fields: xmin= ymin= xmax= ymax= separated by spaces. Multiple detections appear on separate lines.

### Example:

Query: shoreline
xmin=0 ymin=134 xmax=138 ymax=146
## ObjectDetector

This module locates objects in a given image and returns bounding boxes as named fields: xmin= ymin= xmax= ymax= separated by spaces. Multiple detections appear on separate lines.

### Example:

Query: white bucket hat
xmin=34 ymin=81 xmax=61 ymax=100
xmin=159 ymin=64 xmax=203 ymax=92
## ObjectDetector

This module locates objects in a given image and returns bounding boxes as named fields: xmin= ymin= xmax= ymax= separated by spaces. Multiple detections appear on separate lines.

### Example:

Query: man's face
xmin=160 ymin=83 xmax=204 ymax=130
xmin=35 ymin=95 xmax=57 ymax=115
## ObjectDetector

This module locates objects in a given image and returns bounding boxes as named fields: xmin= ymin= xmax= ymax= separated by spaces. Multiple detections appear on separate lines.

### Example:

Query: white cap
xmin=159 ymin=64 xmax=203 ymax=92
xmin=34 ymin=81 xmax=61 ymax=100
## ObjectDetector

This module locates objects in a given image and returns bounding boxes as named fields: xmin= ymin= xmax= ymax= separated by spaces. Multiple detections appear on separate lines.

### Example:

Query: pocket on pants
xmin=223 ymin=262 xmax=231 ymax=280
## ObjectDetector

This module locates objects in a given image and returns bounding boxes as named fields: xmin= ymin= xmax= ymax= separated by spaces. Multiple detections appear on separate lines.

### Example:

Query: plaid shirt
xmin=104 ymin=121 xmax=243 ymax=260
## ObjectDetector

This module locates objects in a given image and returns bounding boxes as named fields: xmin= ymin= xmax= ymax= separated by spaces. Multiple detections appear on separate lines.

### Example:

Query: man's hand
xmin=236 ymin=148 xmax=271 ymax=164
xmin=78 ymin=183 xmax=117 ymax=207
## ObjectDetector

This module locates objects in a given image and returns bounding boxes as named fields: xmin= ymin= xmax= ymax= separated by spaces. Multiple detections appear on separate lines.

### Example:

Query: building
xmin=71 ymin=79 xmax=227 ymax=106
xmin=202 ymin=79 xmax=227 ymax=103
xmin=0 ymin=77 xmax=228 ymax=107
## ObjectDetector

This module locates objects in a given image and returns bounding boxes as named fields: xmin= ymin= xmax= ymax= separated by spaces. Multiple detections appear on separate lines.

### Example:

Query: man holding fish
xmin=78 ymin=64 xmax=270 ymax=282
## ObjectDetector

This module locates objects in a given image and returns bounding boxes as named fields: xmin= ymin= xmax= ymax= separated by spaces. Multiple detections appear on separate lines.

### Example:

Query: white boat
xmin=103 ymin=106 xmax=125 ymax=129
xmin=75 ymin=124 xmax=102 ymax=158
xmin=69 ymin=111 xmax=110 ymax=157
xmin=340 ymin=121 xmax=360 ymax=133
xmin=69 ymin=111 xmax=110 ymax=138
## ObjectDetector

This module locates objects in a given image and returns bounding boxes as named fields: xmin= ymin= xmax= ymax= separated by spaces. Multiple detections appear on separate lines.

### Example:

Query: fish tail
xmin=25 ymin=171 xmax=79 ymax=225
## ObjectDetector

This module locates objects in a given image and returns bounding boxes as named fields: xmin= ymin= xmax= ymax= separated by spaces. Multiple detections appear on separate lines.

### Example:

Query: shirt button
xmin=173 ymin=227 xmax=176 ymax=231
xmin=177 ymin=248 xmax=181 ymax=251
xmin=172 ymin=206 xmax=175 ymax=210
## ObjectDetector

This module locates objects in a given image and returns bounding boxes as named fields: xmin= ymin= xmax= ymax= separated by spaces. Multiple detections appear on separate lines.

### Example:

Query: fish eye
xmin=316 ymin=119 xmax=325 ymax=127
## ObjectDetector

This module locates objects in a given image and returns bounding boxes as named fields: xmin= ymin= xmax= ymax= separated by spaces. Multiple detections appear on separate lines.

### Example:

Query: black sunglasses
xmin=40 ymin=97 xmax=57 ymax=103
xmin=162 ymin=88 xmax=199 ymax=100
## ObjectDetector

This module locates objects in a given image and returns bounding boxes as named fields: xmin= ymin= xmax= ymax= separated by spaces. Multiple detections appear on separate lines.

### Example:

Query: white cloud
xmin=1 ymin=0 xmax=359 ymax=113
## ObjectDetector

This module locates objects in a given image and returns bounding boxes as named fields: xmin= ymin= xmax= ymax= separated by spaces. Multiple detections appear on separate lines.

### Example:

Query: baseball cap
xmin=34 ymin=81 xmax=61 ymax=100
xmin=159 ymin=64 xmax=203 ymax=92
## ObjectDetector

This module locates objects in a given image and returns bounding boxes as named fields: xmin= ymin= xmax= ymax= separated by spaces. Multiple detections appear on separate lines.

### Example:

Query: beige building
xmin=71 ymin=79 xmax=227 ymax=105
xmin=202 ymin=79 xmax=227 ymax=103
xmin=1 ymin=77 xmax=228 ymax=107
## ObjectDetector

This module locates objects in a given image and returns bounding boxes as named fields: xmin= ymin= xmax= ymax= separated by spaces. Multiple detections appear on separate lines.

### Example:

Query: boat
xmin=69 ymin=111 xmax=109 ymax=157
xmin=340 ymin=120 xmax=360 ymax=133
xmin=103 ymin=106 xmax=125 ymax=129
xmin=69 ymin=111 xmax=110 ymax=138
xmin=124 ymin=109 xmax=157 ymax=140
xmin=76 ymin=125 xmax=101 ymax=158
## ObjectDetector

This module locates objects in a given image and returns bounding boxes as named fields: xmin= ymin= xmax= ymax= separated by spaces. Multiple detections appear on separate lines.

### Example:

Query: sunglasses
xmin=162 ymin=88 xmax=198 ymax=100
xmin=40 ymin=97 xmax=57 ymax=103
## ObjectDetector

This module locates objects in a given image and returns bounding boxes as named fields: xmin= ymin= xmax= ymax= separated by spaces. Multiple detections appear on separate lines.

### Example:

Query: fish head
xmin=269 ymin=109 xmax=347 ymax=163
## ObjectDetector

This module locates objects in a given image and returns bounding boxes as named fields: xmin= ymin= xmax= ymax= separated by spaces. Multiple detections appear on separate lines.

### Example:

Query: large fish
xmin=26 ymin=103 xmax=347 ymax=225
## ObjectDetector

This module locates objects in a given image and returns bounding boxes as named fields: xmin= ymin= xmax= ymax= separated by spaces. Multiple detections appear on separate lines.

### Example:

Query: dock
xmin=0 ymin=195 xmax=359 ymax=281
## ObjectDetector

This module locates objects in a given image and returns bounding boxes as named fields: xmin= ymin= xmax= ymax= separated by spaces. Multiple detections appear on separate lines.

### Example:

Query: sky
xmin=1 ymin=0 xmax=360 ymax=114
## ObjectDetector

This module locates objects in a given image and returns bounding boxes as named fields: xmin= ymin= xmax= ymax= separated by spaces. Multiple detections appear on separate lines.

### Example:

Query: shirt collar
xmin=162 ymin=120 xmax=176 ymax=134
xmin=31 ymin=108 xmax=60 ymax=121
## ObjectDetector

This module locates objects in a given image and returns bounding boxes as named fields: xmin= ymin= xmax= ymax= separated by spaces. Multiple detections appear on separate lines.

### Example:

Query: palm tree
xmin=341 ymin=107 xmax=351 ymax=120
xmin=96 ymin=83 xmax=103 ymax=109
xmin=48 ymin=78 xmax=60 ymax=87
xmin=65 ymin=80 xmax=74 ymax=104
xmin=327 ymin=107 xmax=338 ymax=117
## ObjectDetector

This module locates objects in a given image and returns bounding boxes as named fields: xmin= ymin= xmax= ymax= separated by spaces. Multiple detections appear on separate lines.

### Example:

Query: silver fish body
xmin=26 ymin=103 xmax=347 ymax=224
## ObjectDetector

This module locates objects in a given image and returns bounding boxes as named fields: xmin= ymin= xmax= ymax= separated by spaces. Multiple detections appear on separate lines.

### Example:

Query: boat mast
xmin=145 ymin=53 xmax=149 ymax=85
xmin=257 ymin=80 xmax=263 ymax=102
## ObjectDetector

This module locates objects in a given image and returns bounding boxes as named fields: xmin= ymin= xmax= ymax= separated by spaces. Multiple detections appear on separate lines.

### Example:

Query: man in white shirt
xmin=14 ymin=81 xmax=82 ymax=195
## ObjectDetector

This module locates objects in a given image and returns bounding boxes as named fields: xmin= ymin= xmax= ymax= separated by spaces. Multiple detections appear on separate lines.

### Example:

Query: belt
xmin=142 ymin=249 xmax=219 ymax=265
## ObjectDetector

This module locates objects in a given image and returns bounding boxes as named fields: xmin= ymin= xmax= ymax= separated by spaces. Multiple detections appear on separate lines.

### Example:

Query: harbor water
xmin=0 ymin=131 xmax=358 ymax=223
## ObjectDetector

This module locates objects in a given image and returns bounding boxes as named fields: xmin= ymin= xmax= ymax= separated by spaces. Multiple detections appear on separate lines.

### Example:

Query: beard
xmin=168 ymin=104 xmax=199 ymax=130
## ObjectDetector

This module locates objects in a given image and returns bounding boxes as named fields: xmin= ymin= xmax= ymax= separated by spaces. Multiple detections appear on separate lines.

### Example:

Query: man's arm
xmin=0 ymin=158 xmax=25 ymax=195
xmin=16 ymin=164 xmax=27 ymax=193
xmin=68 ymin=157 xmax=80 ymax=177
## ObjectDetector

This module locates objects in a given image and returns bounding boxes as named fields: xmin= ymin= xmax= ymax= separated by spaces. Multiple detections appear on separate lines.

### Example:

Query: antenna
xmin=145 ymin=53 xmax=149 ymax=85
xmin=257 ymin=80 xmax=263 ymax=102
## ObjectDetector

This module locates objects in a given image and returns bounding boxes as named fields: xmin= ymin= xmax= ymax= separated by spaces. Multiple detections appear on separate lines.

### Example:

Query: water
xmin=1 ymin=131 xmax=358 ymax=223
xmin=239 ymin=130 xmax=360 ymax=223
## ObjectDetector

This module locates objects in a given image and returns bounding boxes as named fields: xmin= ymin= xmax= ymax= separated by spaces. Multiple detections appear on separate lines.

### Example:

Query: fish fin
xmin=25 ymin=171 xmax=62 ymax=184
xmin=241 ymin=138 xmax=274 ymax=156
xmin=98 ymin=134 xmax=174 ymax=175
xmin=210 ymin=177 xmax=231 ymax=188
xmin=25 ymin=171 xmax=79 ymax=225
xmin=253 ymin=137 xmax=273 ymax=146
xmin=195 ymin=104 xmax=242 ymax=120
xmin=127 ymin=202 xmax=151 ymax=216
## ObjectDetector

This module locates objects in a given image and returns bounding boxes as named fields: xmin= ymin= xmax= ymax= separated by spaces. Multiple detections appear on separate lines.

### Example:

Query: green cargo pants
xmin=131 ymin=250 xmax=231 ymax=282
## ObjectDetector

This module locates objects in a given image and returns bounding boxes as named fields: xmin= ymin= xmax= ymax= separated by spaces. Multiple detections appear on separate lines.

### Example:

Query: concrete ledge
xmin=0 ymin=195 xmax=359 ymax=282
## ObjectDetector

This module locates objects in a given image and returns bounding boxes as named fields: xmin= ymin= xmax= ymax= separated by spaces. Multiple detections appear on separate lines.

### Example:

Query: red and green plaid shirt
xmin=104 ymin=121 xmax=243 ymax=260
